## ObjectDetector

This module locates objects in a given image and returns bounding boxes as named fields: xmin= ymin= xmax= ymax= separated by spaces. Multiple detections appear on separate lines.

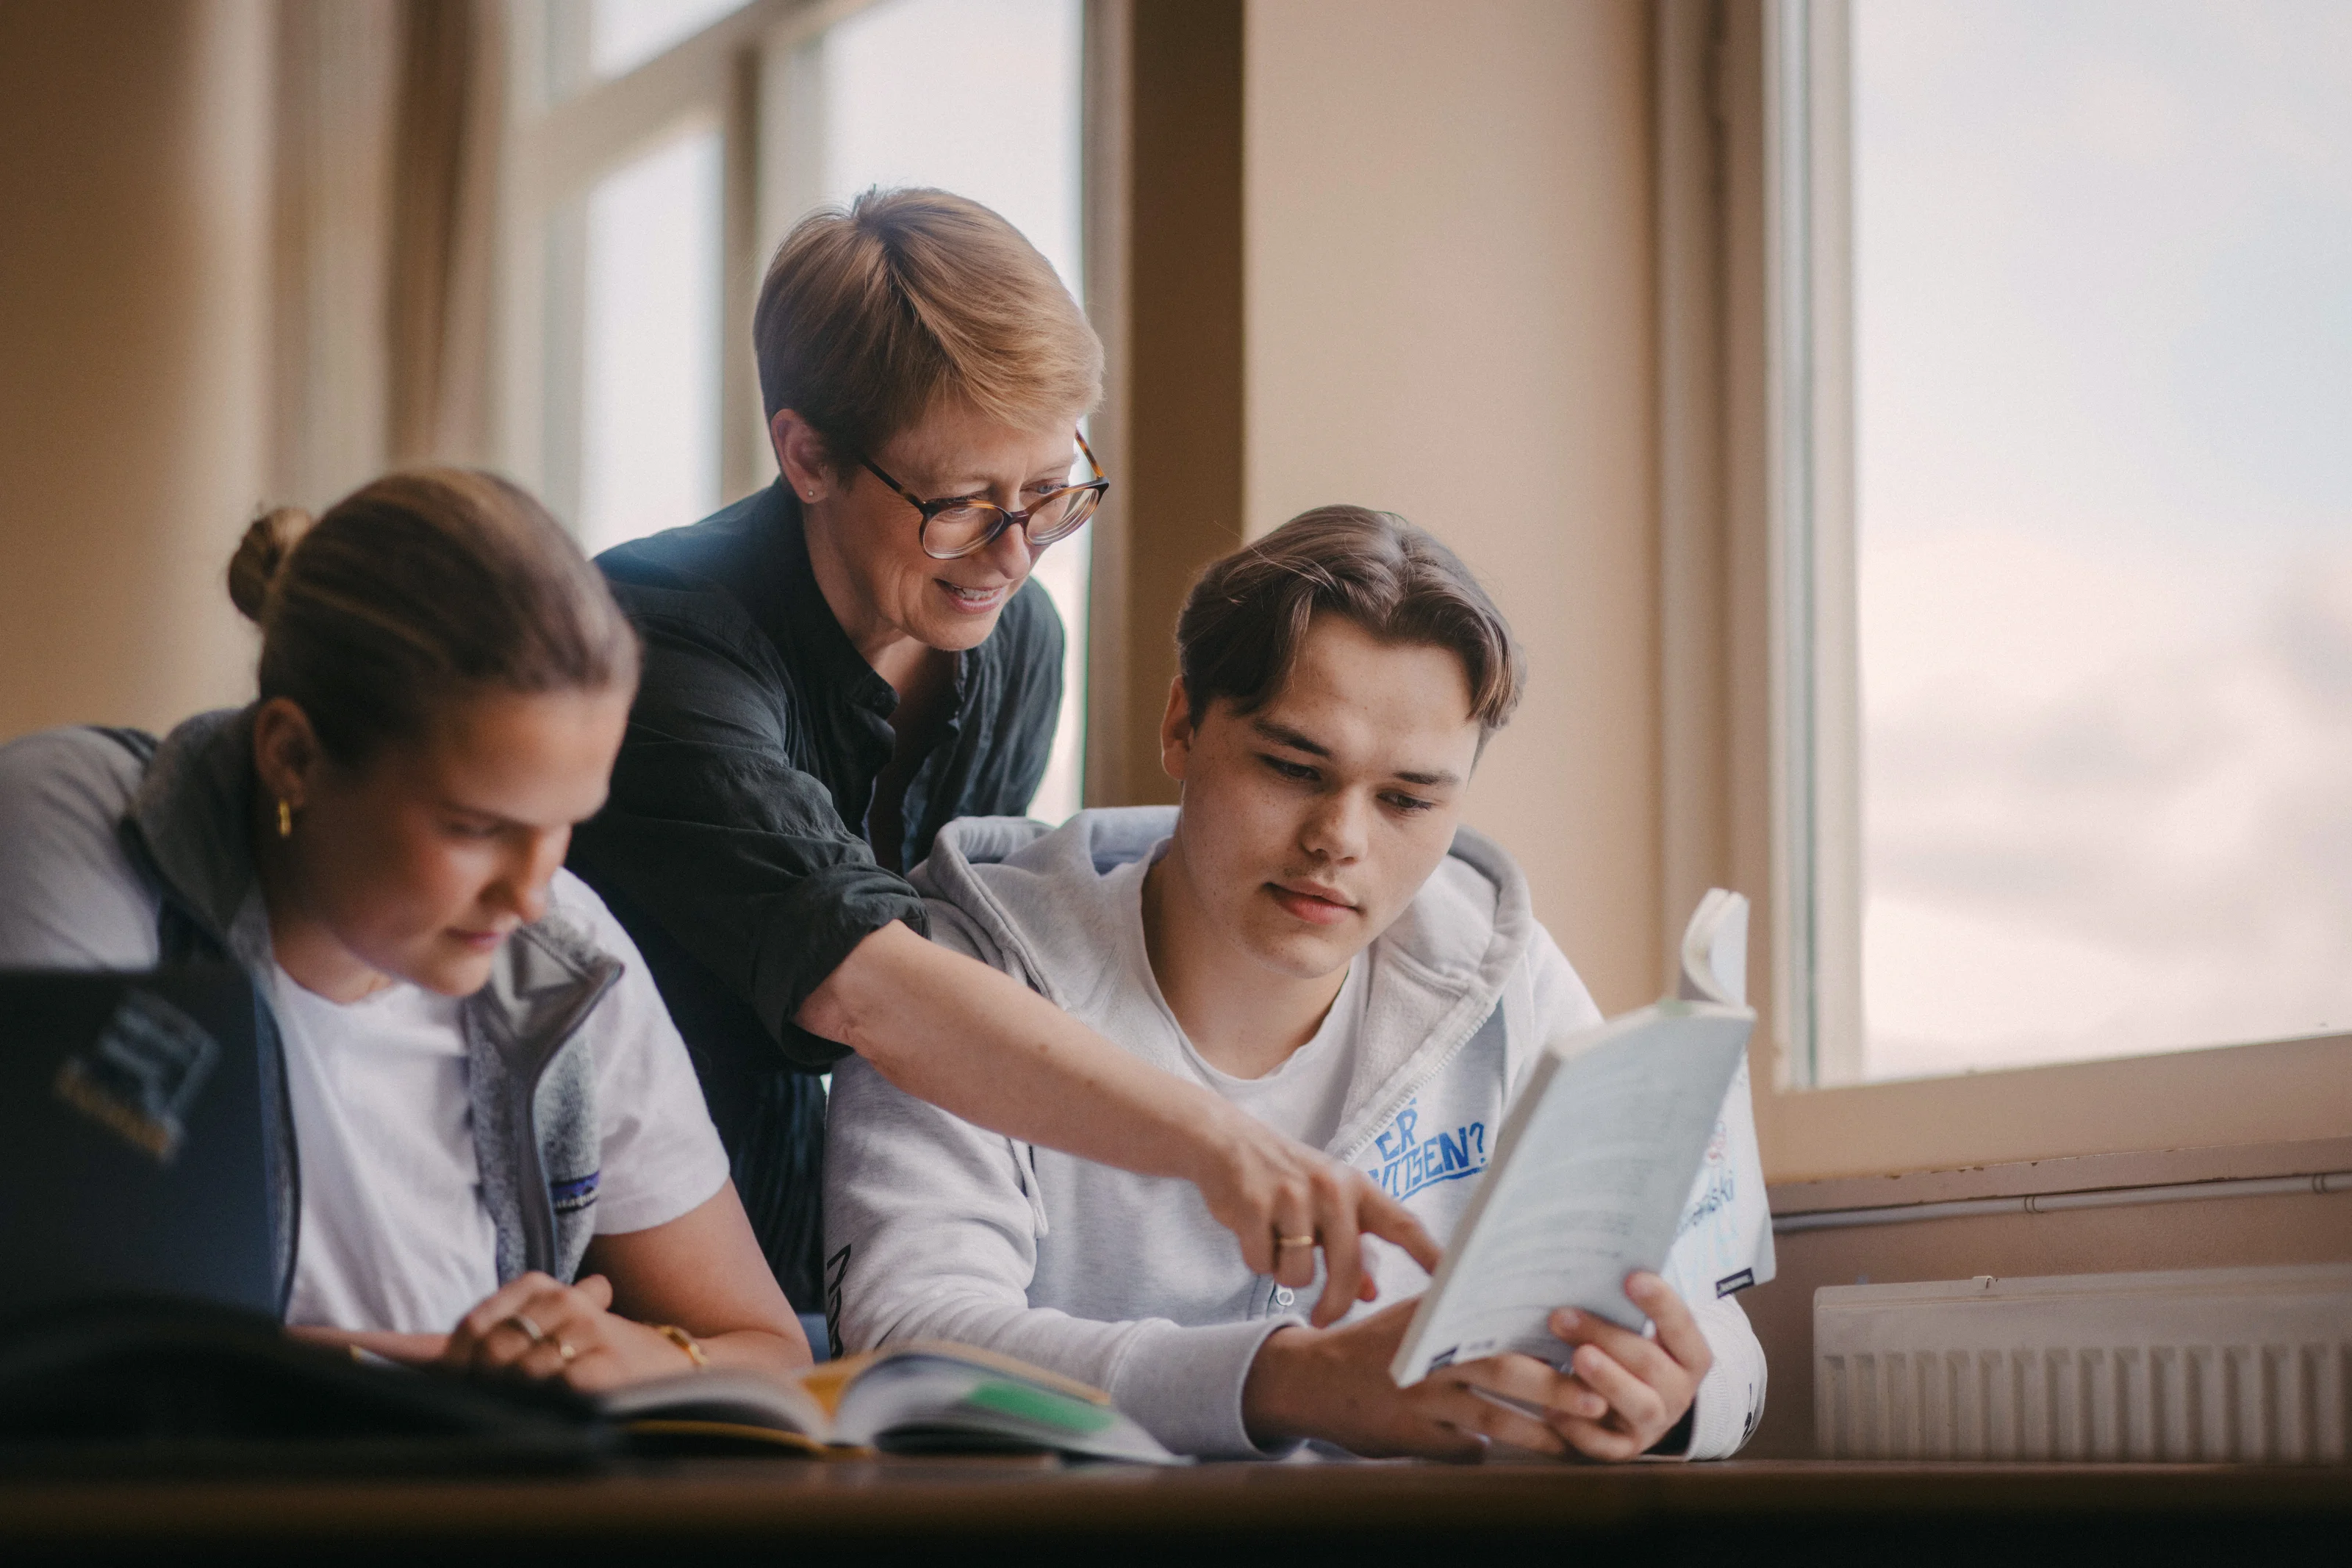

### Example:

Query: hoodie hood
xmin=911 ymin=806 xmax=1538 ymax=1161
xmin=125 ymin=707 xmax=276 ymax=971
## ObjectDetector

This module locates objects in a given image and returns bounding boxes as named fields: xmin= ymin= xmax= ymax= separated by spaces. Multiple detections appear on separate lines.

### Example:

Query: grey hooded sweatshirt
xmin=823 ymin=807 xmax=1768 ymax=1460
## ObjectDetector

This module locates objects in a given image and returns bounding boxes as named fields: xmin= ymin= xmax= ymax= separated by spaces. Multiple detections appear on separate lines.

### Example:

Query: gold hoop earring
xmin=277 ymin=799 xmax=293 ymax=838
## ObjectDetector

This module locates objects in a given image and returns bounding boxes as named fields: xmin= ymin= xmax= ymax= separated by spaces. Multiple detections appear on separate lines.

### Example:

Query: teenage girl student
xmin=0 ymin=470 xmax=806 ymax=1388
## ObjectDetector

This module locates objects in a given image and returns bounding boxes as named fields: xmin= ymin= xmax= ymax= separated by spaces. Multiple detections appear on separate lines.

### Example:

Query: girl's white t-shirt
xmin=273 ymin=871 xmax=731 ymax=1336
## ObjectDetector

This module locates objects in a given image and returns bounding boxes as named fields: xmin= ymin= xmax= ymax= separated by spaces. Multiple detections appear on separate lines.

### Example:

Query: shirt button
xmin=1273 ymin=1287 xmax=1296 ymax=1309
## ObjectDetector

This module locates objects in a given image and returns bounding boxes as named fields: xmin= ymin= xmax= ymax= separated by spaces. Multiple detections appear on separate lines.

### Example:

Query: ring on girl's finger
xmin=503 ymin=1312 xmax=547 ymax=1345
xmin=1274 ymin=1233 xmax=1316 ymax=1249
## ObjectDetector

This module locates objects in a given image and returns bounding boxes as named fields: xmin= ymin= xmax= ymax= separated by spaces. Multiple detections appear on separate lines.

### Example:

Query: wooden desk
xmin=4 ymin=1458 xmax=2349 ymax=1564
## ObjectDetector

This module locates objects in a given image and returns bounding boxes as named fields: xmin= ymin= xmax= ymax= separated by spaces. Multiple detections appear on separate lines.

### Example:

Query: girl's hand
xmin=441 ymin=1271 xmax=708 ymax=1393
xmin=286 ymin=1325 xmax=448 ymax=1364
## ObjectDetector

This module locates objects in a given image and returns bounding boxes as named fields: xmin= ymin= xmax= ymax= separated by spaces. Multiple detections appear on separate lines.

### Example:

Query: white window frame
xmin=1763 ymin=0 xmax=1862 ymax=1090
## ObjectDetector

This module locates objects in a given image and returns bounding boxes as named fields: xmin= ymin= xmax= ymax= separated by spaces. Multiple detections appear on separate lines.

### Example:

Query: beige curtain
xmin=270 ymin=0 xmax=503 ymax=507
xmin=387 ymin=0 xmax=501 ymax=467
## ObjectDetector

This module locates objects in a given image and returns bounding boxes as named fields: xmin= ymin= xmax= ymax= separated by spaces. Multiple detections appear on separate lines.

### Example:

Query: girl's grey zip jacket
xmin=822 ymin=807 xmax=1767 ymax=1459
xmin=0 ymin=713 xmax=623 ymax=1309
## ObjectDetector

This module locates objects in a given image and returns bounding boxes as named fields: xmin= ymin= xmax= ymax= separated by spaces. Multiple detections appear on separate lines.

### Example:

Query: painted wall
xmin=0 ymin=0 xmax=272 ymax=743
xmin=1244 ymin=0 xmax=1666 ymax=1011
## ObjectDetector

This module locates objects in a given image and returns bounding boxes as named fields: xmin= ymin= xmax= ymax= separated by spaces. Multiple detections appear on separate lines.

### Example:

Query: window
xmin=589 ymin=0 xmax=753 ymax=82
xmin=1772 ymin=0 xmax=2352 ymax=1087
xmin=806 ymin=0 xmax=1089 ymax=823
xmin=499 ymin=0 xmax=1090 ymax=818
xmin=576 ymin=129 xmax=725 ymax=554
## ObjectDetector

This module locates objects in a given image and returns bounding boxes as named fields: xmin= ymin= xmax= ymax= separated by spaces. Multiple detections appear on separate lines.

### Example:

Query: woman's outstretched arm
xmin=802 ymin=921 xmax=1440 ymax=1326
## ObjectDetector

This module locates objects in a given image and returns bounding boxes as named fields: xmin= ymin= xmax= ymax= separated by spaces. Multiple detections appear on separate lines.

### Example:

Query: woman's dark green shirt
xmin=567 ymin=481 xmax=1062 ymax=1306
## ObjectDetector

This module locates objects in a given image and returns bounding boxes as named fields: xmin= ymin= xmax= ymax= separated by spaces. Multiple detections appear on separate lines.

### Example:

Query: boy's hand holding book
xmin=1541 ymin=1271 xmax=1714 ymax=1459
xmin=1241 ymin=1269 xmax=1710 ymax=1460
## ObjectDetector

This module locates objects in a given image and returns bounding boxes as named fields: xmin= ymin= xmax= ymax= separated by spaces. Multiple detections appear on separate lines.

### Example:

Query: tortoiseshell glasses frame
xmin=860 ymin=431 xmax=1109 ymax=561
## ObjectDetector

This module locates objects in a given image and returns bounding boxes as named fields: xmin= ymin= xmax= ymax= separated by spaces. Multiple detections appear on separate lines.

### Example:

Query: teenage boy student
xmin=824 ymin=506 xmax=1768 ymax=1461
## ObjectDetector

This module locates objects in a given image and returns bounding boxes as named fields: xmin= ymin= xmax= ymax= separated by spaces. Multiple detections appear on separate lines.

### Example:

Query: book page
xmin=1661 ymin=889 xmax=1775 ymax=1298
xmin=1391 ymin=1004 xmax=1754 ymax=1386
xmin=834 ymin=1351 xmax=1175 ymax=1462
xmin=1658 ymin=1051 xmax=1776 ymax=1305
xmin=1677 ymin=888 xmax=1749 ymax=1007
xmin=598 ymin=1369 xmax=831 ymax=1436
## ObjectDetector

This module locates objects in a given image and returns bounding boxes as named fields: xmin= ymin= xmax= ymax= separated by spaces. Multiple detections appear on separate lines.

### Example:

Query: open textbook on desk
xmin=1392 ymin=888 xmax=1774 ymax=1385
xmin=601 ymin=1340 xmax=1177 ymax=1462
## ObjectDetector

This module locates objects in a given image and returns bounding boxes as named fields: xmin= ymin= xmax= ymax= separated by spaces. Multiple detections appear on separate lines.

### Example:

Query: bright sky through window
xmin=590 ymin=0 xmax=750 ymax=80
xmin=577 ymin=127 xmax=723 ymax=558
xmin=818 ymin=0 xmax=1089 ymax=823
xmin=1852 ymin=0 xmax=2352 ymax=1079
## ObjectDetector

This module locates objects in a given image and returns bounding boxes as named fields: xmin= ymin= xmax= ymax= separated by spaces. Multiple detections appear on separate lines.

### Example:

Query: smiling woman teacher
xmin=567 ymin=190 xmax=1432 ymax=1321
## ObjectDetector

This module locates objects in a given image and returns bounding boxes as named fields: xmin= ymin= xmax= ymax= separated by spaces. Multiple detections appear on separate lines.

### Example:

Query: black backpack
xmin=0 ymin=1296 xmax=610 ymax=1476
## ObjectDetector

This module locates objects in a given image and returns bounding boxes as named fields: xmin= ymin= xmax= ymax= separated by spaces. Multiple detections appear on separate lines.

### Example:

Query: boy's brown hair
xmin=753 ymin=187 xmax=1102 ymax=464
xmin=1175 ymin=505 xmax=1523 ymax=738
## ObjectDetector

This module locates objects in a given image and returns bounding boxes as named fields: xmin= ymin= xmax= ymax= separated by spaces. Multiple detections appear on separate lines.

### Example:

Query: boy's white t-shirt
xmin=1167 ymin=956 xmax=1369 ymax=1151
xmin=273 ymin=871 xmax=731 ymax=1336
xmin=1123 ymin=847 xmax=1371 ymax=1152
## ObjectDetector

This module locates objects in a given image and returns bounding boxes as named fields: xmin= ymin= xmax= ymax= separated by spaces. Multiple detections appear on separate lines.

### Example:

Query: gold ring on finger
xmin=1274 ymin=1233 xmax=1316 ymax=1249
xmin=503 ymin=1312 xmax=547 ymax=1345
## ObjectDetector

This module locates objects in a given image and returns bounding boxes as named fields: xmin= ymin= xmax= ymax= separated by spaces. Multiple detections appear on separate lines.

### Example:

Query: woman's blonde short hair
xmin=753 ymin=187 xmax=1103 ymax=464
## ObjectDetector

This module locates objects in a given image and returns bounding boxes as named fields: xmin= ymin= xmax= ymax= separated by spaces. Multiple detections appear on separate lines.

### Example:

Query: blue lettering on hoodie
xmin=1363 ymin=1102 xmax=1488 ymax=1201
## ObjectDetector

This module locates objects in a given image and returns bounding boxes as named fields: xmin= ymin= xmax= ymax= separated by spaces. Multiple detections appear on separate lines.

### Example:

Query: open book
xmin=1391 ymin=888 xmax=1775 ymax=1386
xmin=600 ymin=1341 xmax=1177 ymax=1463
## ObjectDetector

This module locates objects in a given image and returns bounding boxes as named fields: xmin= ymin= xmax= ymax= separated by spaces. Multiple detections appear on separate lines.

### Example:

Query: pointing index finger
xmin=1361 ymin=1184 xmax=1441 ymax=1274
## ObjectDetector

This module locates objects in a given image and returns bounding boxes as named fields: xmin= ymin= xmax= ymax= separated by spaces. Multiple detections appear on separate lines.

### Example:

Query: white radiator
xmin=1814 ymin=1263 xmax=2352 ymax=1462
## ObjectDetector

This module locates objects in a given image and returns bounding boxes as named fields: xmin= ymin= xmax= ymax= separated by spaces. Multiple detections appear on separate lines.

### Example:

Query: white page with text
xmin=1391 ymin=1001 xmax=1755 ymax=1386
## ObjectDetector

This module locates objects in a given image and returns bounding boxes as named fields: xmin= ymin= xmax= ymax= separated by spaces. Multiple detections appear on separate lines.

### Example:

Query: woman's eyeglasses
xmin=861 ymin=433 xmax=1108 ymax=561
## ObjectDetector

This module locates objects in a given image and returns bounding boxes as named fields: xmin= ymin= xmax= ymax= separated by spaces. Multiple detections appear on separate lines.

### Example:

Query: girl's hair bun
xmin=234 ymin=468 xmax=638 ymax=766
xmin=226 ymin=506 xmax=314 ymax=624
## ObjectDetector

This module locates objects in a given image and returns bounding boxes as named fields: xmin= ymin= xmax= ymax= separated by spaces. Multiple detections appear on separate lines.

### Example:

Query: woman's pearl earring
xmin=277 ymin=799 xmax=294 ymax=838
